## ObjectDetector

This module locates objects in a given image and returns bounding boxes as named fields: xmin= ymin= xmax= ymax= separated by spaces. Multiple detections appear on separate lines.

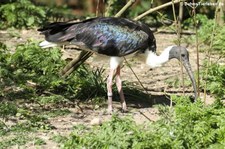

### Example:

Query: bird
xmin=38 ymin=17 xmax=197 ymax=113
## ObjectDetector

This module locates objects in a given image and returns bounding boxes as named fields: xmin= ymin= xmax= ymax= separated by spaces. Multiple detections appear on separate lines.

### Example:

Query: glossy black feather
xmin=38 ymin=17 xmax=156 ymax=57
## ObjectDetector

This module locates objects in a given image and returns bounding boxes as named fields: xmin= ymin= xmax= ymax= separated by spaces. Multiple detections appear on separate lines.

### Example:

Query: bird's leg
xmin=107 ymin=69 xmax=115 ymax=114
xmin=115 ymin=66 xmax=127 ymax=112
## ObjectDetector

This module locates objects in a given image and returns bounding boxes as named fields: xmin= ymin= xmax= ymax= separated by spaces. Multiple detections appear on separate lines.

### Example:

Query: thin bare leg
xmin=115 ymin=66 xmax=127 ymax=112
xmin=107 ymin=69 xmax=115 ymax=113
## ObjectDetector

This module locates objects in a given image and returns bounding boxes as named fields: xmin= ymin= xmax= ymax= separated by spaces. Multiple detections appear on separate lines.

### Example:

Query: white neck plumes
xmin=145 ymin=46 xmax=174 ymax=68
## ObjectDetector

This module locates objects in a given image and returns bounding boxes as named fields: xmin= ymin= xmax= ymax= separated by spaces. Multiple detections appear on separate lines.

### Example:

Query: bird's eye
xmin=181 ymin=54 xmax=185 ymax=57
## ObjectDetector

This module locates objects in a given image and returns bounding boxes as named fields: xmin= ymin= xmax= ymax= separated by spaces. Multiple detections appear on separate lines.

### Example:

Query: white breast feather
xmin=110 ymin=57 xmax=123 ymax=69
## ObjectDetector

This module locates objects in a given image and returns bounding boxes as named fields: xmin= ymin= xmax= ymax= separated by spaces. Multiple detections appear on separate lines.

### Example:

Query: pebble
xmin=90 ymin=117 xmax=102 ymax=125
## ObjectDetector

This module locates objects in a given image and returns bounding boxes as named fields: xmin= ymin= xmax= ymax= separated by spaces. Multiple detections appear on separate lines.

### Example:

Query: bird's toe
xmin=121 ymin=108 xmax=128 ymax=113
xmin=121 ymin=102 xmax=127 ymax=113
xmin=107 ymin=107 xmax=113 ymax=115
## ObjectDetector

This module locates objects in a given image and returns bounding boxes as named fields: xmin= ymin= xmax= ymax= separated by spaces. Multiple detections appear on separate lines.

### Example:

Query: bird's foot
xmin=121 ymin=102 xmax=127 ymax=113
xmin=107 ymin=106 xmax=113 ymax=115
xmin=121 ymin=108 xmax=128 ymax=113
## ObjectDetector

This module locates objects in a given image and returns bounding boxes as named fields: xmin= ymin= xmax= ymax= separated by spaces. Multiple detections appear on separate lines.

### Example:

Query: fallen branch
xmin=62 ymin=51 xmax=93 ymax=78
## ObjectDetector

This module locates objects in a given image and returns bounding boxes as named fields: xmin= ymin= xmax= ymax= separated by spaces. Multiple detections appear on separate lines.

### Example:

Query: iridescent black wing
xmin=38 ymin=17 xmax=156 ymax=57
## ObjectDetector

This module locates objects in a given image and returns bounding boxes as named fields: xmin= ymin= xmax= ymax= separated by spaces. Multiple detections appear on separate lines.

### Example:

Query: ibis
xmin=38 ymin=17 xmax=197 ymax=113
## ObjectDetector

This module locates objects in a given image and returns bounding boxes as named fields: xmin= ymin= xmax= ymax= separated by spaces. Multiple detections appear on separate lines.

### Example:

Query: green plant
xmin=0 ymin=135 xmax=31 ymax=149
xmin=46 ymin=5 xmax=76 ymax=22
xmin=183 ymin=14 xmax=209 ymax=30
xmin=105 ymin=0 xmax=127 ymax=17
xmin=0 ymin=42 xmax=10 ymax=75
xmin=64 ymin=115 xmax=138 ymax=148
xmin=183 ymin=14 xmax=225 ymax=55
xmin=211 ymin=27 xmax=225 ymax=55
xmin=0 ymin=102 xmax=17 ymax=120
xmin=6 ymin=40 xmax=64 ymax=94
xmin=63 ymin=96 xmax=225 ymax=148
xmin=129 ymin=0 xmax=153 ymax=17
xmin=38 ymin=109 xmax=71 ymax=118
xmin=0 ymin=0 xmax=47 ymax=29
xmin=34 ymin=137 xmax=46 ymax=145
xmin=0 ymin=42 xmax=11 ymax=96
xmin=0 ymin=39 xmax=107 ymax=102
xmin=74 ymin=66 xmax=107 ymax=100
xmin=165 ymin=62 xmax=225 ymax=100
xmin=201 ymin=63 xmax=225 ymax=99
xmin=51 ymin=134 xmax=68 ymax=144
xmin=37 ymin=95 xmax=69 ymax=105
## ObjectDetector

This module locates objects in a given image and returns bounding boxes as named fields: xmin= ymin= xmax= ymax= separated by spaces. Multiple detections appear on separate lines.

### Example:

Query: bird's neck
xmin=145 ymin=46 xmax=173 ymax=68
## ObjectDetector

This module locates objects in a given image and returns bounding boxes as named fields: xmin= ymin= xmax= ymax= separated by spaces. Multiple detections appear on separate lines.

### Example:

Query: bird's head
xmin=169 ymin=46 xmax=189 ymax=62
xmin=168 ymin=46 xmax=197 ymax=100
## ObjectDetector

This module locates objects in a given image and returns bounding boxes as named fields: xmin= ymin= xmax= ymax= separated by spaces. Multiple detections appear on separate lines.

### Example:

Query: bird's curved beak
xmin=169 ymin=46 xmax=198 ymax=100
xmin=181 ymin=57 xmax=198 ymax=100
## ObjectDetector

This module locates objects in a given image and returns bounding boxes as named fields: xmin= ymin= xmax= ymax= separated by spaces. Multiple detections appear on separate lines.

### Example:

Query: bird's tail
xmin=38 ymin=18 xmax=96 ymax=43
xmin=38 ymin=18 xmax=97 ymax=77
xmin=38 ymin=22 xmax=78 ymax=43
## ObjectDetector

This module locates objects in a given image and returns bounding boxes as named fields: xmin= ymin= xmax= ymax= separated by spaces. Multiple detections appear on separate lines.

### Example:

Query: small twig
xmin=123 ymin=57 xmax=150 ymax=97
xmin=62 ymin=51 xmax=93 ymax=78
xmin=139 ymin=110 xmax=153 ymax=122
xmin=60 ymin=50 xmax=87 ymax=75
xmin=114 ymin=0 xmax=136 ymax=17
xmin=178 ymin=2 xmax=185 ymax=96
xmin=134 ymin=0 xmax=181 ymax=21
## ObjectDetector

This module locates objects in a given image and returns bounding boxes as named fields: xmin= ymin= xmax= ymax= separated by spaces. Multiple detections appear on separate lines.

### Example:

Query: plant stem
xmin=134 ymin=0 xmax=180 ymax=21
xmin=192 ymin=0 xmax=200 ymax=98
xmin=178 ymin=1 xmax=185 ymax=95
xmin=172 ymin=0 xmax=185 ymax=96
xmin=114 ymin=0 xmax=136 ymax=17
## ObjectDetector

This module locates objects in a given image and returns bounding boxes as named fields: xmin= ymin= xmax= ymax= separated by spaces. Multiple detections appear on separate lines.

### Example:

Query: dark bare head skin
xmin=169 ymin=46 xmax=197 ymax=100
